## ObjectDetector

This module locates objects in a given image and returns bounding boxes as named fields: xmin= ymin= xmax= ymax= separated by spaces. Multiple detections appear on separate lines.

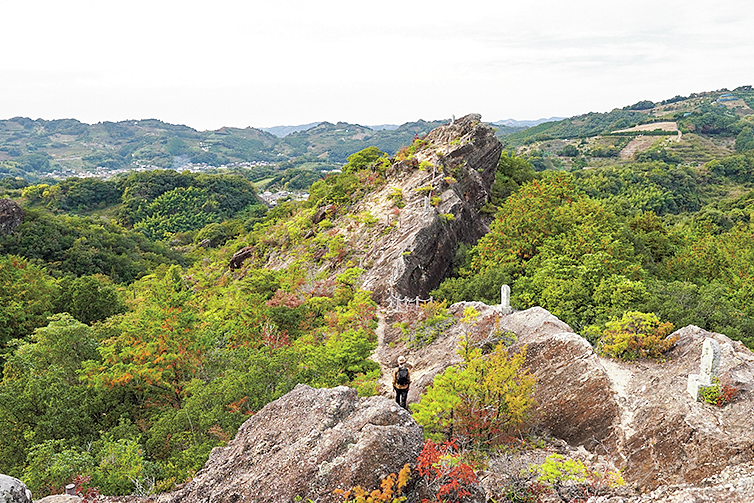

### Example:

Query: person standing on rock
xmin=393 ymin=356 xmax=411 ymax=409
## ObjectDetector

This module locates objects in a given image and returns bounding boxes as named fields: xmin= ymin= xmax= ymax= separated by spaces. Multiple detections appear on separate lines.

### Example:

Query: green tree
xmin=83 ymin=266 xmax=212 ymax=409
xmin=735 ymin=126 xmax=754 ymax=153
xmin=489 ymin=152 xmax=536 ymax=207
xmin=411 ymin=335 xmax=535 ymax=448
xmin=0 ymin=255 xmax=57 ymax=349
xmin=54 ymin=275 xmax=126 ymax=325
xmin=0 ymin=314 xmax=124 ymax=478
xmin=341 ymin=146 xmax=388 ymax=174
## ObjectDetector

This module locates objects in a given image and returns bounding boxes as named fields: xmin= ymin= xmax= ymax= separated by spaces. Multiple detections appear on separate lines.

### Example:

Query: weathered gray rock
xmin=587 ymin=461 xmax=754 ymax=502
xmin=157 ymin=384 xmax=423 ymax=503
xmin=35 ymin=495 xmax=81 ymax=503
xmin=0 ymin=474 xmax=32 ymax=503
xmin=376 ymin=302 xmax=754 ymax=492
xmin=228 ymin=245 xmax=254 ymax=270
xmin=0 ymin=199 xmax=23 ymax=235
xmin=361 ymin=114 xmax=503 ymax=302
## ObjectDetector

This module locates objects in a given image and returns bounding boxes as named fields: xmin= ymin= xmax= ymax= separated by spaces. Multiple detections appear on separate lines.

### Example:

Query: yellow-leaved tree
xmin=411 ymin=317 xmax=535 ymax=449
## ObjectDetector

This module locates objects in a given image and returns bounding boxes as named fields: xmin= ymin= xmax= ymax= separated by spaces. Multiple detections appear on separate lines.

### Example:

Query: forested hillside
xmin=0 ymin=117 xmax=447 ymax=183
xmin=2 ymin=88 xmax=754 ymax=498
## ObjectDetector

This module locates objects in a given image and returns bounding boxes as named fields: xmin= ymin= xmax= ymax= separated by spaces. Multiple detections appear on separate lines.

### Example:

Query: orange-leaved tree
xmin=83 ymin=266 xmax=212 ymax=409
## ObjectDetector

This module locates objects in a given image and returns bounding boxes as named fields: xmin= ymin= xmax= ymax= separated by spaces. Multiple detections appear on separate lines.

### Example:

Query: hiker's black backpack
xmin=396 ymin=366 xmax=409 ymax=386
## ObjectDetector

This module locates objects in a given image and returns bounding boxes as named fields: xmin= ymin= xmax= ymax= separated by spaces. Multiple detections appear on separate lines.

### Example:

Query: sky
xmin=1 ymin=0 xmax=753 ymax=131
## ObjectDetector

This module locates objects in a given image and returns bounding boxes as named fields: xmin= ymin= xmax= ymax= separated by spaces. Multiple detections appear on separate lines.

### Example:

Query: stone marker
xmin=687 ymin=338 xmax=721 ymax=401
xmin=500 ymin=284 xmax=513 ymax=315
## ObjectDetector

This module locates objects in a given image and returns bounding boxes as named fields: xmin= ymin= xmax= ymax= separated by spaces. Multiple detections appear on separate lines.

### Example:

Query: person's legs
xmin=397 ymin=388 xmax=408 ymax=409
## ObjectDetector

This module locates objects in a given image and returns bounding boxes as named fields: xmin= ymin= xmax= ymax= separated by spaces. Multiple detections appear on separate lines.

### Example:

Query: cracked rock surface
xmin=156 ymin=384 xmax=422 ymax=503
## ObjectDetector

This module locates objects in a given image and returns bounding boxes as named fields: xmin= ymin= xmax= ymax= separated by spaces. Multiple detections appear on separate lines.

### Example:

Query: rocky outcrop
xmin=239 ymin=115 xmax=501 ymax=302
xmin=360 ymin=114 xmax=502 ymax=302
xmin=375 ymin=302 xmax=754 ymax=491
xmin=0 ymin=199 xmax=23 ymax=235
xmin=36 ymin=496 xmax=81 ymax=503
xmin=228 ymin=245 xmax=255 ymax=270
xmin=157 ymin=384 xmax=422 ymax=503
xmin=592 ymin=461 xmax=754 ymax=502
xmin=0 ymin=474 xmax=32 ymax=503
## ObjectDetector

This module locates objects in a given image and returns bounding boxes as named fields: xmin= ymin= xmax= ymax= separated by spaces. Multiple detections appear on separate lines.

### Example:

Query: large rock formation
xmin=0 ymin=474 xmax=32 ymax=503
xmin=157 ymin=384 xmax=422 ymax=503
xmin=0 ymin=199 xmax=23 ymax=235
xmin=242 ymin=114 xmax=502 ymax=303
xmin=360 ymin=114 xmax=502 ymax=301
xmin=375 ymin=302 xmax=754 ymax=491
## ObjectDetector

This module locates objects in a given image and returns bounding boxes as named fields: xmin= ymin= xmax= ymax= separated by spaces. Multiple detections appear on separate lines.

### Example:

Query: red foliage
xmin=417 ymin=439 xmax=478 ymax=503
xmin=266 ymin=290 xmax=304 ymax=309
xmin=73 ymin=474 xmax=100 ymax=503
xmin=261 ymin=322 xmax=290 ymax=351
xmin=309 ymin=278 xmax=336 ymax=298
xmin=717 ymin=374 xmax=740 ymax=407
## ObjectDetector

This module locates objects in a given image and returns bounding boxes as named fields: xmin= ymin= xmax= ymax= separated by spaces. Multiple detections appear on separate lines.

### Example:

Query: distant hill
xmin=505 ymin=86 xmax=754 ymax=145
xmin=260 ymin=122 xmax=321 ymax=137
xmin=3 ymin=85 xmax=752 ymax=184
xmin=492 ymin=117 xmax=565 ymax=128
xmin=0 ymin=117 xmax=445 ymax=181
xmin=502 ymin=85 xmax=754 ymax=169
xmin=367 ymin=124 xmax=400 ymax=131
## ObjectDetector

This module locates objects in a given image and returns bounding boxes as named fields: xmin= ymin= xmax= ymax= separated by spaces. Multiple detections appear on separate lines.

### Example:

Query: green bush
xmin=411 ymin=336 xmax=535 ymax=448
xmin=593 ymin=311 xmax=677 ymax=360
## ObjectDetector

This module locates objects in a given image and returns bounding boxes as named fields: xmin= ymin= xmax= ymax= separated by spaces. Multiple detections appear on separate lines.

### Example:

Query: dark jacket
xmin=393 ymin=366 xmax=411 ymax=390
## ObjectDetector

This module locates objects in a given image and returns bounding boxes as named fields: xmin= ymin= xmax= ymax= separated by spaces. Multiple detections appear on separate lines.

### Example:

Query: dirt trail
xmin=370 ymin=309 xmax=394 ymax=397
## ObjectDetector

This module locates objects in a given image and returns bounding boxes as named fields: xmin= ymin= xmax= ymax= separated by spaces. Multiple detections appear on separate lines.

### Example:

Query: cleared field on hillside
xmin=613 ymin=121 xmax=679 ymax=133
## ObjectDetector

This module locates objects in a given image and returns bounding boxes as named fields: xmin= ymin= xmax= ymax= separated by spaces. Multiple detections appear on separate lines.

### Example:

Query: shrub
xmin=23 ymin=440 xmax=94 ymax=497
xmin=595 ymin=311 xmax=677 ymax=361
xmin=393 ymin=301 xmax=454 ymax=348
xmin=699 ymin=375 xmax=739 ymax=407
xmin=415 ymin=439 xmax=478 ymax=503
xmin=524 ymin=453 xmax=625 ymax=502
xmin=388 ymin=187 xmax=405 ymax=208
xmin=334 ymin=464 xmax=411 ymax=503
xmin=411 ymin=337 xmax=535 ymax=448
xmin=395 ymin=138 xmax=427 ymax=162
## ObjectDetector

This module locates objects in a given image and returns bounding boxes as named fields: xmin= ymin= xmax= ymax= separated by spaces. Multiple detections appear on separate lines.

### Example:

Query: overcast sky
xmin=1 ymin=0 xmax=752 ymax=131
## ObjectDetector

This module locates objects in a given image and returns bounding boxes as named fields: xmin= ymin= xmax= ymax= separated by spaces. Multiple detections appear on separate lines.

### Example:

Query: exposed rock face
xmin=361 ymin=114 xmax=502 ymax=302
xmin=228 ymin=245 xmax=254 ymax=270
xmin=36 ymin=496 xmax=81 ymax=503
xmin=157 ymin=384 xmax=422 ymax=503
xmin=593 ymin=461 xmax=754 ymax=502
xmin=0 ymin=199 xmax=23 ymax=235
xmin=0 ymin=474 xmax=32 ymax=503
xmin=375 ymin=303 xmax=754 ymax=491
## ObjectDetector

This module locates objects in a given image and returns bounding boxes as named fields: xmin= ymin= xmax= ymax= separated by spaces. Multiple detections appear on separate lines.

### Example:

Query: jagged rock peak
xmin=157 ymin=384 xmax=422 ymax=503
xmin=0 ymin=199 xmax=23 ymax=235
xmin=360 ymin=114 xmax=502 ymax=302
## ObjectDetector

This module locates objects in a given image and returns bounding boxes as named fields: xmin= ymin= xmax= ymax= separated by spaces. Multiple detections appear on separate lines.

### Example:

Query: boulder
xmin=35 ymin=496 xmax=81 ymax=503
xmin=157 ymin=384 xmax=422 ymax=503
xmin=0 ymin=199 xmax=23 ymax=235
xmin=375 ymin=302 xmax=754 ymax=490
xmin=0 ymin=474 xmax=32 ymax=503
xmin=228 ymin=245 xmax=255 ymax=270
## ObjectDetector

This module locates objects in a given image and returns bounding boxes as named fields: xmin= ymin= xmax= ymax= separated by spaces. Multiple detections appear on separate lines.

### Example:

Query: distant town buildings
xmin=40 ymin=160 xmax=273 ymax=181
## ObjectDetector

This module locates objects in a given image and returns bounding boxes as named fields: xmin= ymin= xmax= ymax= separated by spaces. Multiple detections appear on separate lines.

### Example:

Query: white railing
xmin=387 ymin=291 xmax=434 ymax=309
